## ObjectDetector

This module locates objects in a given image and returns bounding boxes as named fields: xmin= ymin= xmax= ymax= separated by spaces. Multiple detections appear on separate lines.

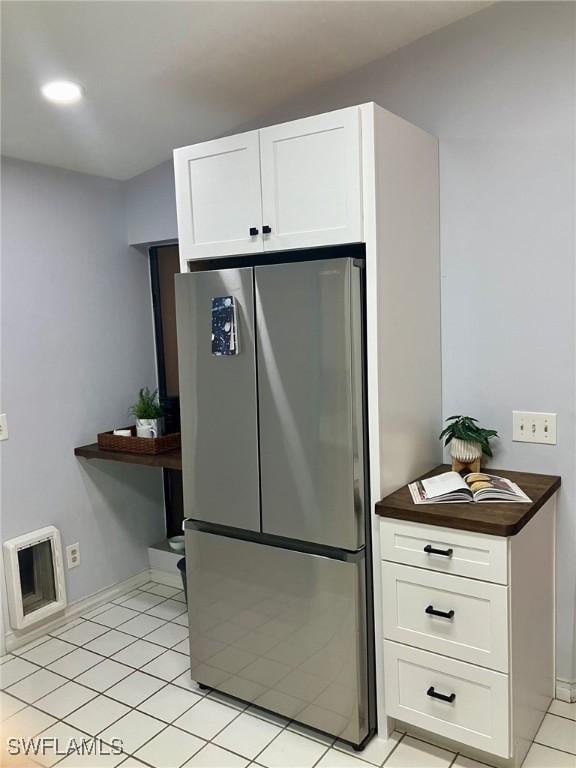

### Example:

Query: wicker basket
xmin=98 ymin=427 xmax=181 ymax=455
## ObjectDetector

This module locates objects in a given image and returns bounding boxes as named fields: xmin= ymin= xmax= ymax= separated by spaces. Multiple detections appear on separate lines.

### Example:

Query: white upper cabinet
xmin=174 ymin=130 xmax=263 ymax=265
xmin=260 ymin=107 xmax=362 ymax=251
xmin=174 ymin=107 xmax=363 ymax=267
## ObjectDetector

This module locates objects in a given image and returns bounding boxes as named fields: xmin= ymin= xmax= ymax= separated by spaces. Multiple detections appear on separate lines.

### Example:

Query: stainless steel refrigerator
xmin=175 ymin=248 xmax=375 ymax=747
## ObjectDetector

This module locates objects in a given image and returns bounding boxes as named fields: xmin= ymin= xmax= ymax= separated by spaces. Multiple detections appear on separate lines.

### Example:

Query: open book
xmin=409 ymin=471 xmax=531 ymax=504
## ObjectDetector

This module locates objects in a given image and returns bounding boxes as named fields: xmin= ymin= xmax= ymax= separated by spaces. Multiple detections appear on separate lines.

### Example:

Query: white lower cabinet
xmin=384 ymin=641 xmax=510 ymax=757
xmin=381 ymin=505 xmax=556 ymax=768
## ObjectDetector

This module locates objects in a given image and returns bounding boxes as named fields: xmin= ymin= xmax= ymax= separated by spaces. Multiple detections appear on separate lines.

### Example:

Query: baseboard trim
xmin=5 ymin=569 xmax=150 ymax=652
xmin=556 ymin=678 xmax=576 ymax=703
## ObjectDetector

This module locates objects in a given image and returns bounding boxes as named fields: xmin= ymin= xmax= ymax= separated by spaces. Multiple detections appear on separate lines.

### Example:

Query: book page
xmin=421 ymin=471 xmax=469 ymax=498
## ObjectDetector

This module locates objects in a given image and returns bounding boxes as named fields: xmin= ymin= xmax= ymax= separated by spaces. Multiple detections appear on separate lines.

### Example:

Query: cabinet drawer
xmin=380 ymin=519 xmax=508 ymax=584
xmin=384 ymin=641 xmax=510 ymax=757
xmin=382 ymin=563 xmax=509 ymax=671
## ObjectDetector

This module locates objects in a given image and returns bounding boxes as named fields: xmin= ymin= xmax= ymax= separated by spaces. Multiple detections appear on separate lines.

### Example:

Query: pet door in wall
xmin=4 ymin=527 xmax=67 ymax=630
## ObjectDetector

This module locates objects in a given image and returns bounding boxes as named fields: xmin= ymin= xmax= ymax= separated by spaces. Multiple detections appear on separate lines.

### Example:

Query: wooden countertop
xmin=375 ymin=465 xmax=560 ymax=536
xmin=74 ymin=443 xmax=182 ymax=471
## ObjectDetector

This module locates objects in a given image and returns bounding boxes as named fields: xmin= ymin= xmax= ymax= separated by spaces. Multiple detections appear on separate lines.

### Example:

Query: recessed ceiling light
xmin=41 ymin=80 xmax=83 ymax=105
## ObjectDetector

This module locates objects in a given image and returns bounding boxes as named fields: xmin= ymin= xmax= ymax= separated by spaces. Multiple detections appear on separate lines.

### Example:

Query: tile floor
xmin=1 ymin=578 xmax=574 ymax=768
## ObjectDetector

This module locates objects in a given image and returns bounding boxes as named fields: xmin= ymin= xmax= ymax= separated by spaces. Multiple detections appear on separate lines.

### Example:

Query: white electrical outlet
xmin=0 ymin=414 xmax=8 ymax=441
xmin=66 ymin=543 xmax=80 ymax=569
xmin=512 ymin=411 xmax=557 ymax=444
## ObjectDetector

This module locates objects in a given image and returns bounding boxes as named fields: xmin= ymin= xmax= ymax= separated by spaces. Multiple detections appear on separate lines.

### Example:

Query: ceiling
xmin=2 ymin=1 xmax=490 ymax=180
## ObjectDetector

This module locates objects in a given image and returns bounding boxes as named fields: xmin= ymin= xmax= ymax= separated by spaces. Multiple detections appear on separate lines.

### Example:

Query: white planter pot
xmin=136 ymin=418 xmax=164 ymax=438
xmin=450 ymin=438 xmax=482 ymax=463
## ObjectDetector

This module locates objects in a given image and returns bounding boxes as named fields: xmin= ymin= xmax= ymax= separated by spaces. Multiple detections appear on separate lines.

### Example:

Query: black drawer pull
xmin=262 ymin=225 xmax=272 ymax=234
xmin=424 ymin=544 xmax=453 ymax=558
xmin=426 ymin=605 xmax=455 ymax=620
xmin=427 ymin=686 xmax=456 ymax=703
xmin=249 ymin=227 xmax=259 ymax=236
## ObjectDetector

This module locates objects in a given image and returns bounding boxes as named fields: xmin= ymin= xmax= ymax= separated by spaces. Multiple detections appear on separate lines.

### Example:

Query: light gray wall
xmin=244 ymin=0 xmax=576 ymax=685
xmin=124 ymin=1 xmax=576 ymax=685
xmin=125 ymin=160 xmax=178 ymax=246
xmin=1 ymin=157 xmax=165 ymax=610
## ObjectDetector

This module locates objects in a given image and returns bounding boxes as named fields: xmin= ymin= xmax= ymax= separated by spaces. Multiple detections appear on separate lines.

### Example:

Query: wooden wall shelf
xmin=74 ymin=443 xmax=182 ymax=471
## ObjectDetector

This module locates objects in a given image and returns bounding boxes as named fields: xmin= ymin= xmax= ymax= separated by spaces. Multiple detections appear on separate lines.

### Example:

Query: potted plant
xmin=439 ymin=415 xmax=498 ymax=471
xmin=129 ymin=387 xmax=164 ymax=438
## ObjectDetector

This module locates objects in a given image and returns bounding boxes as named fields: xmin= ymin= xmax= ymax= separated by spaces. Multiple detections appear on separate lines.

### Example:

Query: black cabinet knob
xmin=262 ymin=225 xmax=272 ymax=234
xmin=249 ymin=227 xmax=259 ymax=236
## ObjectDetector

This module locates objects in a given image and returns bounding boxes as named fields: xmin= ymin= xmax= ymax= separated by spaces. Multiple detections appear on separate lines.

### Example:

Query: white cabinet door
xmin=174 ymin=131 xmax=263 ymax=267
xmin=260 ymin=107 xmax=362 ymax=251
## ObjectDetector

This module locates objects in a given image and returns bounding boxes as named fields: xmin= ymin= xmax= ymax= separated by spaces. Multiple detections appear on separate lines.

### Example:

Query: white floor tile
xmin=92 ymin=606 xmax=140 ymax=629
xmin=288 ymin=721 xmax=334 ymax=747
xmin=0 ymin=656 xmax=40 ymax=687
xmin=7 ymin=669 xmax=67 ymax=703
xmin=47 ymin=647 xmax=103 ymax=678
xmin=174 ymin=696 xmax=239 ymax=739
xmin=113 ymin=590 xmax=144 ymax=605
xmin=0 ymin=653 xmax=15 ymax=665
xmin=111 ymin=639 xmax=165 ymax=669
xmin=3 ymin=705 xmax=57 ymax=737
xmin=76 ymin=659 xmax=133 ymax=692
xmin=105 ymin=670 xmax=166 ymax=707
xmin=137 ymin=683 xmax=201 ymax=722
xmin=174 ymin=639 xmax=190 ymax=655
xmin=213 ymin=712 xmax=282 ymax=760
xmin=65 ymin=694 xmax=131 ymax=735
xmin=258 ymin=729 xmax=327 ymax=768
xmin=58 ymin=747 xmax=126 ymax=767
xmin=119 ymin=614 xmax=167 ymax=638
xmin=119 ymin=760 xmax=148 ymax=767
xmin=172 ymin=612 xmax=190 ymax=627
xmin=143 ymin=622 xmax=189 ymax=648
xmin=1 ymin=691 xmax=27 ymax=720
xmin=85 ymin=630 xmax=136 ymax=656
xmin=523 ymin=742 xmax=576 ymax=767
xmin=134 ymin=724 xmax=205 ymax=767
xmin=35 ymin=721 xmax=90 ymax=767
xmin=147 ymin=599 xmax=187 ymax=621
xmin=317 ymin=747 xmax=373 ymax=768
xmin=100 ymin=710 xmax=165 ymax=754
xmin=35 ymin=680 xmax=97 ymax=718
xmin=184 ymin=743 xmax=249 ymax=767
xmin=143 ymin=583 xmax=180 ymax=598
xmin=141 ymin=649 xmax=190 ymax=681
xmin=58 ymin=622 xmax=109 ymax=647
xmin=172 ymin=591 xmax=186 ymax=604
xmin=384 ymin=736 xmax=454 ymax=767
xmin=335 ymin=732 xmax=402 ymax=765
xmin=20 ymin=637 xmax=76 ymax=665
xmin=452 ymin=756 xmax=496 ymax=767
xmin=120 ymin=593 xmax=166 ymax=612
xmin=536 ymin=714 xmax=576 ymax=755
xmin=550 ymin=701 xmax=576 ymax=721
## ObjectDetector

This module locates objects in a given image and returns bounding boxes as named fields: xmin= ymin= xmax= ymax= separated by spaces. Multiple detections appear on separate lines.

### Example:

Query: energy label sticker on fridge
xmin=211 ymin=296 xmax=238 ymax=356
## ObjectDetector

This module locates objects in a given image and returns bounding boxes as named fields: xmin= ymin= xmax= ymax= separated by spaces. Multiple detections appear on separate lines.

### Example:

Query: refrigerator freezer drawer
xmin=184 ymin=527 xmax=370 ymax=746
